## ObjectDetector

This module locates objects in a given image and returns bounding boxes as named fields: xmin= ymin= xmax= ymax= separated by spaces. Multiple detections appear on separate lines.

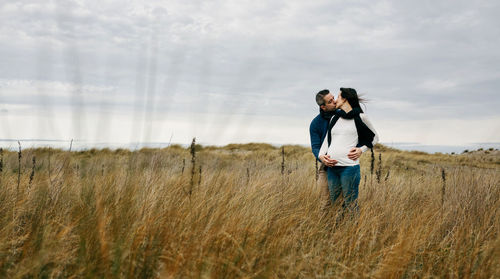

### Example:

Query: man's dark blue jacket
xmin=309 ymin=113 xmax=329 ymax=161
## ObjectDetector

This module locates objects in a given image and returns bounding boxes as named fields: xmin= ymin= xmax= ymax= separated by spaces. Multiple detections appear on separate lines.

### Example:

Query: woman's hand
xmin=347 ymin=147 xmax=363 ymax=160
xmin=319 ymin=155 xmax=338 ymax=167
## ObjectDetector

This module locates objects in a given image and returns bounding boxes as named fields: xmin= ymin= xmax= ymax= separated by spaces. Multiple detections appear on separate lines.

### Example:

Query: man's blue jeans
xmin=327 ymin=165 xmax=361 ymax=211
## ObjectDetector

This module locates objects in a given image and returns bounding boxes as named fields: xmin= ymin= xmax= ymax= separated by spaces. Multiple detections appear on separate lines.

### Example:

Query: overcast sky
xmin=1 ymin=0 xmax=499 ymax=147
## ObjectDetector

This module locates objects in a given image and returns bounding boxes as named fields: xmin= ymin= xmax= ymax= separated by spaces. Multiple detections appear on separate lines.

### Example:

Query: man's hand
xmin=347 ymin=147 xmax=363 ymax=160
xmin=319 ymin=155 xmax=338 ymax=167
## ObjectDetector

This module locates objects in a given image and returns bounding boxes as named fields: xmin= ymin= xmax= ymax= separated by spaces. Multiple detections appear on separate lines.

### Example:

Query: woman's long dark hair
xmin=340 ymin=87 xmax=365 ymax=113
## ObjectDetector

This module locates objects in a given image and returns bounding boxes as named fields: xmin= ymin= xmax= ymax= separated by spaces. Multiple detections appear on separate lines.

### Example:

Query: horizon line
xmin=0 ymin=139 xmax=499 ymax=147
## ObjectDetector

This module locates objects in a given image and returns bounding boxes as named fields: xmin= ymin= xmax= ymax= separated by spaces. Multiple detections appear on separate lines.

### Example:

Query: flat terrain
xmin=0 ymin=144 xmax=498 ymax=278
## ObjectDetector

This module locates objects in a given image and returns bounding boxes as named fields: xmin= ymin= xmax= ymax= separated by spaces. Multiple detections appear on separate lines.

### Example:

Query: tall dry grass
xmin=0 ymin=144 xmax=498 ymax=278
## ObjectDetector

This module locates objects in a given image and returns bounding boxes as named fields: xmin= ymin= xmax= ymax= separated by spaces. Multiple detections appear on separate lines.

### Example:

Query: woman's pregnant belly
xmin=328 ymin=134 xmax=359 ymax=166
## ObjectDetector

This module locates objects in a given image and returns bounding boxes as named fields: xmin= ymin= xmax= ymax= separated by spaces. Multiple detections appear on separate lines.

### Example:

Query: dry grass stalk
xmin=384 ymin=170 xmax=390 ymax=182
xmin=246 ymin=167 xmax=250 ymax=185
xmin=47 ymin=147 xmax=52 ymax=186
xmin=315 ymin=159 xmax=318 ymax=182
xmin=281 ymin=146 xmax=285 ymax=175
xmin=370 ymin=149 xmax=375 ymax=188
xmin=189 ymin=137 xmax=196 ymax=196
xmin=0 ymin=147 xmax=3 ymax=173
xmin=17 ymin=141 xmax=21 ymax=196
xmin=28 ymin=156 xmax=36 ymax=188
xmin=370 ymin=148 xmax=375 ymax=175
xmin=376 ymin=153 xmax=382 ymax=183
xmin=441 ymin=168 xmax=446 ymax=207
xmin=198 ymin=165 xmax=202 ymax=187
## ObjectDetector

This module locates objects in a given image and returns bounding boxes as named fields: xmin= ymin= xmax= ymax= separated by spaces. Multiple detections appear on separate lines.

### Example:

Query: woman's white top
xmin=318 ymin=113 xmax=379 ymax=166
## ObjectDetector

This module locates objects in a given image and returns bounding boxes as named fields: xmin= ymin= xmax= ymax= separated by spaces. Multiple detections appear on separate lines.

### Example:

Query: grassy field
xmin=0 ymin=143 xmax=498 ymax=278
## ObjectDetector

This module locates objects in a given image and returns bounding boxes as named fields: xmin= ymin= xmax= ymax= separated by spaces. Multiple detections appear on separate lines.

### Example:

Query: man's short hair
xmin=315 ymin=89 xmax=330 ymax=106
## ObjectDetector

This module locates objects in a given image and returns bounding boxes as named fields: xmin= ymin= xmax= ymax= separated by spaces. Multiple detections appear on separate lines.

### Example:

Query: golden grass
xmin=0 ymin=144 xmax=498 ymax=278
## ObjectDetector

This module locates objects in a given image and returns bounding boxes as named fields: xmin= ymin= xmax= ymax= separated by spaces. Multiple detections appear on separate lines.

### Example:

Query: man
xmin=309 ymin=89 xmax=338 ymax=212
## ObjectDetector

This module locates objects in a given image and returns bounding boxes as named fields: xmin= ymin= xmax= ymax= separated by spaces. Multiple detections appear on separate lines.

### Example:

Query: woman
xmin=318 ymin=88 xmax=379 ymax=214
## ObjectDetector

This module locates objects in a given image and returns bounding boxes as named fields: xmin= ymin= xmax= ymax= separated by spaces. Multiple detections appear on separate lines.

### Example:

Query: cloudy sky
xmin=1 ymin=0 xmax=499 ymax=148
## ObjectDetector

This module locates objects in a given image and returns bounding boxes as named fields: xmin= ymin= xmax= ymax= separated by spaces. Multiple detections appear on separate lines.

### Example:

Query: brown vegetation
xmin=0 ymin=143 xmax=498 ymax=278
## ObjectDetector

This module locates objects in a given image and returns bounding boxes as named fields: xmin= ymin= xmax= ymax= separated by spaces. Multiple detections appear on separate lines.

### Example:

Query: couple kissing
xmin=309 ymin=88 xmax=379 ymax=219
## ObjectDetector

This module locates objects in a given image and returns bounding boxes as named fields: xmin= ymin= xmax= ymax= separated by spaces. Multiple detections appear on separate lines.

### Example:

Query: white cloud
xmin=419 ymin=79 xmax=457 ymax=91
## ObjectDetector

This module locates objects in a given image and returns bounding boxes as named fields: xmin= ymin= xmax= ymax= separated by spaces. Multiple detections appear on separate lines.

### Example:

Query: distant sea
xmin=0 ymin=139 xmax=499 ymax=154
xmin=382 ymin=142 xmax=500 ymax=154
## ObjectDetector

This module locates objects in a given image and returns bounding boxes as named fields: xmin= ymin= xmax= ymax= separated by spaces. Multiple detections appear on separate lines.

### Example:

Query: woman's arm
xmin=318 ymin=134 xmax=328 ymax=157
xmin=318 ymin=132 xmax=338 ymax=166
xmin=360 ymin=114 xmax=379 ymax=152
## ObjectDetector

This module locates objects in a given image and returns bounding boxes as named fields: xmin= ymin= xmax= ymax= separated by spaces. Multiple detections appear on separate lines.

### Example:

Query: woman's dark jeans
xmin=326 ymin=165 xmax=361 ymax=213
